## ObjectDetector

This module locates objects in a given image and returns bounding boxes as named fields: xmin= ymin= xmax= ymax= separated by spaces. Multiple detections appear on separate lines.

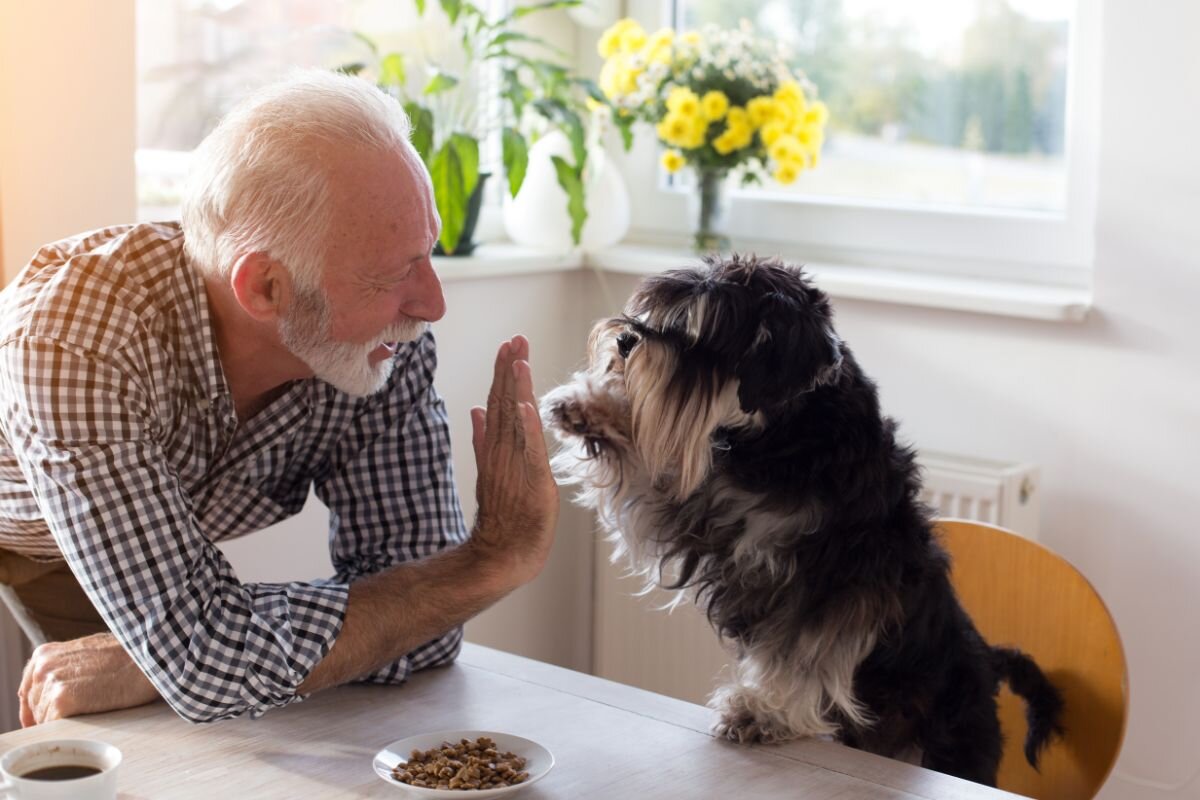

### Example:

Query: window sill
xmin=438 ymin=241 xmax=1092 ymax=323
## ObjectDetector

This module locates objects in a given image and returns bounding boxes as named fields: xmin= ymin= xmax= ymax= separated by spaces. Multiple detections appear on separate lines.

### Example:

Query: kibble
xmin=392 ymin=736 xmax=530 ymax=791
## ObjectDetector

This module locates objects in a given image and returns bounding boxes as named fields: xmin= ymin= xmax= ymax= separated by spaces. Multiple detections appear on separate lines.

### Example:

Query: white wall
xmin=0 ymin=0 xmax=136 ymax=281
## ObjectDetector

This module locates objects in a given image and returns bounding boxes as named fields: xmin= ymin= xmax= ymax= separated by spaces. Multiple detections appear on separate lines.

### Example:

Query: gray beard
xmin=278 ymin=287 xmax=427 ymax=397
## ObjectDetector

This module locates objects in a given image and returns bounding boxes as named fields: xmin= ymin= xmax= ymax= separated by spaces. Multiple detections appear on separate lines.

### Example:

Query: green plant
xmin=343 ymin=0 xmax=603 ymax=254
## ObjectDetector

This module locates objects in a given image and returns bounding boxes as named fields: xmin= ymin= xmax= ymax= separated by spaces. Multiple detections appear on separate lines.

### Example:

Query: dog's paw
xmin=540 ymin=391 xmax=591 ymax=436
xmin=712 ymin=708 xmax=796 ymax=745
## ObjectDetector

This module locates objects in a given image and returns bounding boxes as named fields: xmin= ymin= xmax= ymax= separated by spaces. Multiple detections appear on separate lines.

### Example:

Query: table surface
xmin=0 ymin=643 xmax=1025 ymax=799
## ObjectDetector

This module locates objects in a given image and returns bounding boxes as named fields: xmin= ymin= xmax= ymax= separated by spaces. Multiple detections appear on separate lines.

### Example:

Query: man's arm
xmin=17 ymin=336 xmax=557 ymax=721
xmin=300 ymin=335 xmax=556 ymax=692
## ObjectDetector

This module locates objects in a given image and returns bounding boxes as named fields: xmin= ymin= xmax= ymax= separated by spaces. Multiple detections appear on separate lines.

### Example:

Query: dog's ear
xmin=735 ymin=290 xmax=843 ymax=413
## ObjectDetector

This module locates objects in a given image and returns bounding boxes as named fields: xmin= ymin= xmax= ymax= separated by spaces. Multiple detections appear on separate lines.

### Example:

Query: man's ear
xmin=230 ymin=253 xmax=291 ymax=322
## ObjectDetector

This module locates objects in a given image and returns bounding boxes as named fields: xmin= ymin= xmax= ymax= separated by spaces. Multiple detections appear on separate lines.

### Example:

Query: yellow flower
xmin=773 ymin=80 xmax=806 ymax=109
xmin=661 ymin=149 xmax=686 ymax=173
xmin=599 ymin=58 xmax=622 ymax=98
xmin=647 ymin=27 xmax=674 ymax=50
xmin=666 ymin=86 xmax=701 ymax=117
xmin=726 ymin=106 xmax=749 ymax=130
xmin=645 ymin=43 xmax=672 ymax=65
xmin=713 ymin=132 xmax=738 ymax=155
xmin=682 ymin=31 xmax=702 ymax=47
xmin=759 ymin=120 xmax=786 ymax=147
xmin=599 ymin=18 xmax=637 ymax=55
xmin=768 ymin=134 xmax=803 ymax=164
xmin=795 ymin=125 xmax=824 ymax=153
xmin=657 ymin=112 xmax=698 ymax=148
xmin=746 ymin=96 xmax=776 ymax=128
xmin=620 ymin=23 xmax=647 ymax=52
xmin=804 ymin=100 xmax=830 ymax=127
xmin=598 ymin=29 xmax=622 ymax=58
xmin=599 ymin=56 xmax=641 ymax=99
xmin=701 ymin=90 xmax=729 ymax=121
xmin=772 ymin=100 xmax=797 ymax=129
xmin=774 ymin=159 xmax=804 ymax=185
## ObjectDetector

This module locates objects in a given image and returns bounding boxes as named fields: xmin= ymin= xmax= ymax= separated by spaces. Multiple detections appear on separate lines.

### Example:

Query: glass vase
xmin=688 ymin=168 xmax=731 ymax=254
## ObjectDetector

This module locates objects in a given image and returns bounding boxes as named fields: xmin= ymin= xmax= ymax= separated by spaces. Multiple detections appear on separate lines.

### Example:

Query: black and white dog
xmin=540 ymin=254 xmax=1064 ymax=785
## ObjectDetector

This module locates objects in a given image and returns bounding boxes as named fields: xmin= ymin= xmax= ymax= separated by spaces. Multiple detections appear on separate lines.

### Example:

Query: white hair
xmin=181 ymin=68 xmax=415 ymax=291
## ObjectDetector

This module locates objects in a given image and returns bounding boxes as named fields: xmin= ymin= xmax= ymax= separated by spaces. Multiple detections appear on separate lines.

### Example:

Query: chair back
xmin=936 ymin=519 xmax=1127 ymax=800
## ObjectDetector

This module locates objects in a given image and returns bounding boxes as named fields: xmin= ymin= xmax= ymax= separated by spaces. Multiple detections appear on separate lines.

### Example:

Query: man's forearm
xmin=297 ymin=541 xmax=512 ymax=694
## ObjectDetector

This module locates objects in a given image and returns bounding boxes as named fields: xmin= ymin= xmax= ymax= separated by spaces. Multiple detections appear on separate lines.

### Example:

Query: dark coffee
xmin=19 ymin=764 xmax=101 ymax=781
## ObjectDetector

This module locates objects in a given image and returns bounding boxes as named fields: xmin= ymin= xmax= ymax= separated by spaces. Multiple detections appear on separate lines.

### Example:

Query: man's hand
xmin=298 ymin=335 xmax=560 ymax=695
xmin=18 ymin=632 xmax=160 ymax=727
xmin=468 ymin=335 xmax=559 ymax=589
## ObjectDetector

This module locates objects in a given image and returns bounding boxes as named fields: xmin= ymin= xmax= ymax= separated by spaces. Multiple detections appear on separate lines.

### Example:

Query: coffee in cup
xmin=0 ymin=739 xmax=120 ymax=799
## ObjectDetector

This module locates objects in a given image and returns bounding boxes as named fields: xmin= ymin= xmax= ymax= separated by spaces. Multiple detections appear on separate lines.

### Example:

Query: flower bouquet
xmin=597 ymin=18 xmax=829 ymax=252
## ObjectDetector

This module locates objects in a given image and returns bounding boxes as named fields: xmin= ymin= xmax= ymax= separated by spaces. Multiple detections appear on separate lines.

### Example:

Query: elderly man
xmin=0 ymin=70 xmax=558 ymax=726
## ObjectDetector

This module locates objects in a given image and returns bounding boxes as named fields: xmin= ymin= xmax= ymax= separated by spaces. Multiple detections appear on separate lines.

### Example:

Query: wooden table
xmin=0 ymin=643 xmax=1024 ymax=799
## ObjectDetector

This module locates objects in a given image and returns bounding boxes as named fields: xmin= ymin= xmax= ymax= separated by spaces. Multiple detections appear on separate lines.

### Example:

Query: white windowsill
xmin=437 ymin=241 xmax=1093 ymax=323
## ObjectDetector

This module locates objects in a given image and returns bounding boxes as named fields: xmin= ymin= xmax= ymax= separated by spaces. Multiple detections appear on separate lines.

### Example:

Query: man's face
xmin=279 ymin=145 xmax=444 ymax=396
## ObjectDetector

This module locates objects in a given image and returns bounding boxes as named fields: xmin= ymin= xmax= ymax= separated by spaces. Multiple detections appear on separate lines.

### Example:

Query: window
xmin=621 ymin=0 xmax=1098 ymax=285
xmin=136 ymin=0 xmax=373 ymax=219
xmin=679 ymin=0 xmax=1072 ymax=214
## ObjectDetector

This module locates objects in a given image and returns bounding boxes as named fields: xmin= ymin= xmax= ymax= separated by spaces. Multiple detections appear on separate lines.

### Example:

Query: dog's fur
xmin=540 ymin=254 xmax=1064 ymax=786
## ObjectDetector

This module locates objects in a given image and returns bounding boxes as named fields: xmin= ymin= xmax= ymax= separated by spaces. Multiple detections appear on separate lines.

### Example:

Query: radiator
xmin=592 ymin=450 xmax=1042 ymax=705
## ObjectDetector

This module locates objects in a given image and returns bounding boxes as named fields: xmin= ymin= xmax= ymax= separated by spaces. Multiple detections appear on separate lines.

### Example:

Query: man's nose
xmin=402 ymin=258 xmax=446 ymax=322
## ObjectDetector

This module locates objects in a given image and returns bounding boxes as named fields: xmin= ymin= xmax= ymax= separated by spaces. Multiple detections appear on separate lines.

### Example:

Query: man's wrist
xmin=461 ymin=534 xmax=525 ymax=597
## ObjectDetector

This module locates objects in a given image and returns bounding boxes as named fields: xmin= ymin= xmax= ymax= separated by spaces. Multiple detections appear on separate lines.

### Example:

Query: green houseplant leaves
xmin=346 ymin=0 xmax=597 ymax=254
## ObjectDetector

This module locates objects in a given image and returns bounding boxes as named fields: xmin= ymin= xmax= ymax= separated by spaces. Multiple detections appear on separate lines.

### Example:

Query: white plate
xmin=372 ymin=730 xmax=554 ymax=798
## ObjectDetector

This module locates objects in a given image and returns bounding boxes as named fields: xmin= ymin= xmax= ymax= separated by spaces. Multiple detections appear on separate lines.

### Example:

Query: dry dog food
xmin=392 ymin=736 xmax=530 ymax=790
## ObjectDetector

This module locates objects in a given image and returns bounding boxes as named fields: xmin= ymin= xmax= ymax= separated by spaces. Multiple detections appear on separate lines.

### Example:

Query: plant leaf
xmin=403 ymin=103 xmax=435 ymax=165
xmin=485 ymin=31 xmax=563 ymax=57
xmin=430 ymin=142 xmax=467 ymax=254
xmin=573 ymin=78 xmax=606 ymax=104
xmin=449 ymin=133 xmax=480 ymax=200
xmin=501 ymin=68 xmax=530 ymax=121
xmin=423 ymin=70 xmax=460 ymax=95
xmin=615 ymin=114 xmax=635 ymax=151
xmin=415 ymin=0 xmax=426 ymax=14
xmin=335 ymin=62 xmax=367 ymax=77
xmin=380 ymin=53 xmax=406 ymax=88
xmin=560 ymin=108 xmax=586 ymax=169
xmin=496 ymin=0 xmax=580 ymax=26
xmin=550 ymin=155 xmax=587 ymax=246
xmin=502 ymin=127 xmax=529 ymax=197
xmin=440 ymin=0 xmax=462 ymax=23
xmin=353 ymin=31 xmax=379 ymax=56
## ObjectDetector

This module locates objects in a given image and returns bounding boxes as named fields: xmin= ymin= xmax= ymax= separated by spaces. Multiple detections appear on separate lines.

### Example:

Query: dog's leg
xmin=709 ymin=654 xmax=840 ymax=744
xmin=918 ymin=689 xmax=1004 ymax=786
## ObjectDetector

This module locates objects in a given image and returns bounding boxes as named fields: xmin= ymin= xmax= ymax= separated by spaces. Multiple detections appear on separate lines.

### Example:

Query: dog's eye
xmin=616 ymin=332 xmax=640 ymax=358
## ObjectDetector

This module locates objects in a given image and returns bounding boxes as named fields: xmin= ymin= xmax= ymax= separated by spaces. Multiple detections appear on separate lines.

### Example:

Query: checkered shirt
xmin=0 ymin=222 xmax=468 ymax=722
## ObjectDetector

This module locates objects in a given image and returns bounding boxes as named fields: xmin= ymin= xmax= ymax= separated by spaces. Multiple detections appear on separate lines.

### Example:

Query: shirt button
xmin=196 ymin=398 xmax=211 ymax=412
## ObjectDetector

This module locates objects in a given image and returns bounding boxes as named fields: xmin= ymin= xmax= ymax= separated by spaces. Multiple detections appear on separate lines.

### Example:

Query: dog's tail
xmin=991 ymin=646 xmax=1066 ymax=769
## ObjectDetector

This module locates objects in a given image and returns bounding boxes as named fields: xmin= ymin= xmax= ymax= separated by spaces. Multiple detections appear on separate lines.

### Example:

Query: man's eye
xmin=616 ymin=332 xmax=640 ymax=358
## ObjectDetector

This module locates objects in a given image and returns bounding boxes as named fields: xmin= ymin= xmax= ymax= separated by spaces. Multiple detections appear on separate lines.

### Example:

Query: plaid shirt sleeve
xmin=0 ymin=336 xmax=350 ymax=723
xmin=314 ymin=332 xmax=470 ymax=686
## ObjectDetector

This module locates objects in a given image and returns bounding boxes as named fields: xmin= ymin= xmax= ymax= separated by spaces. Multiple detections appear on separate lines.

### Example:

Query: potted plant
xmin=596 ymin=18 xmax=830 ymax=252
xmin=342 ymin=0 xmax=603 ymax=255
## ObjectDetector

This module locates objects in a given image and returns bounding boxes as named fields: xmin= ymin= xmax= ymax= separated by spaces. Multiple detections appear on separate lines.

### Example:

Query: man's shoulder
xmin=0 ymin=222 xmax=189 ymax=354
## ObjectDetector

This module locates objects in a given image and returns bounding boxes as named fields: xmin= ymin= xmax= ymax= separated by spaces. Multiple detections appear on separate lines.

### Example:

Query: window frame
xmin=614 ymin=0 xmax=1100 ymax=288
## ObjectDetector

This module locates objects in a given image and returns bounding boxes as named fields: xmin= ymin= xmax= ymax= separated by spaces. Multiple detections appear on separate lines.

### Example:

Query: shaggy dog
xmin=540 ymin=254 xmax=1064 ymax=785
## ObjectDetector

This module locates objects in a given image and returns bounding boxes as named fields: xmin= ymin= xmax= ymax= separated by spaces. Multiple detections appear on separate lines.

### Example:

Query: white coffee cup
xmin=0 ymin=739 xmax=121 ymax=799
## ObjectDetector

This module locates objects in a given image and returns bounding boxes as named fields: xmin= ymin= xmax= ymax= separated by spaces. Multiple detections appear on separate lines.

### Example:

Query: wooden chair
xmin=936 ymin=519 xmax=1128 ymax=800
